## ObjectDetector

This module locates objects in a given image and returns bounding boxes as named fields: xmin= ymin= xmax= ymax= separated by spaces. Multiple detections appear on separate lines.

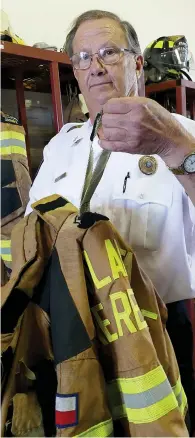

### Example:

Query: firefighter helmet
xmin=143 ymin=35 xmax=192 ymax=84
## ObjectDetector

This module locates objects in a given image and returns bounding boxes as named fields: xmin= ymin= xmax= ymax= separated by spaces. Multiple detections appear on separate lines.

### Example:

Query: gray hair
xmin=64 ymin=9 xmax=142 ymax=58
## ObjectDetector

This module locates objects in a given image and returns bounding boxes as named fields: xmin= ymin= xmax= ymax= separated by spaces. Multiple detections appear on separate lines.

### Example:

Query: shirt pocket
xmin=113 ymin=178 xmax=173 ymax=251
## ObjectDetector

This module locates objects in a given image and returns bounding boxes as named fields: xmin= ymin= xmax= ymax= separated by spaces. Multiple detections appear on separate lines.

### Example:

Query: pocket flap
xmin=113 ymin=178 xmax=173 ymax=208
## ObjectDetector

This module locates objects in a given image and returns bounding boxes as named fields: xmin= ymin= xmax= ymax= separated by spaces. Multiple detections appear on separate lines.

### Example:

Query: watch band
xmin=168 ymin=166 xmax=186 ymax=175
xmin=169 ymin=151 xmax=195 ymax=175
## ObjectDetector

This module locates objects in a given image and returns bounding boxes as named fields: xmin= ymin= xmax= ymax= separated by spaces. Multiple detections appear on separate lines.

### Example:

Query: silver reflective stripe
xmin=123 ymin=379 xmax=172 ymax=409
xmin=0 ymin=139 xmax=25 ymax=148
xmin=0 ymin=247 xmax=11 ymax=255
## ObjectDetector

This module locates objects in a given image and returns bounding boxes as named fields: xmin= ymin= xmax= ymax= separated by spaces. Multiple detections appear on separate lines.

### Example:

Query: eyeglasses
xmin=71 ymin=47 xmax=133 ymax=70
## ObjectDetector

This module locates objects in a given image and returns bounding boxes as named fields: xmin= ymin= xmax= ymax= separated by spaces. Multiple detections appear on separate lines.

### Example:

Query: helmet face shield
xmin=172 ymin=42 xmax=188 ymax=68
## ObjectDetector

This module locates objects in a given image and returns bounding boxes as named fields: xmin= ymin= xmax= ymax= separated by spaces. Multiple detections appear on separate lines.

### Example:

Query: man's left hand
xmin=99 ymin=97 xmax=192 ymax=167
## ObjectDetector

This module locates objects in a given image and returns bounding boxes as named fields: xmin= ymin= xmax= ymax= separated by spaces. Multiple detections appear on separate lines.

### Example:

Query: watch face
xmin=184 ymin=153 xmax=195 ymax=173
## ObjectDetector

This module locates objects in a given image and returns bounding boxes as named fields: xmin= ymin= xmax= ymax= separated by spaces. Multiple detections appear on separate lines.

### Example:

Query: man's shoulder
xmin=60 ymin=121 xmax=85 ymax=134
xmin=61 ymin=122 xmax=85 ymax=134
xmin=45 ymin=121 xmax=89 ymax=154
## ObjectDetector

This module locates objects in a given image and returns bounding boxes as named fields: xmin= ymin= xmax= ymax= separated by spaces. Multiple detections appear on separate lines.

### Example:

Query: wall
xmin=1 ymin=0 xmax=195 ymax=79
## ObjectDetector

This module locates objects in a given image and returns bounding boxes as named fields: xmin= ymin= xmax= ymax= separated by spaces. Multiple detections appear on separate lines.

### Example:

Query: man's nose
xmin=90 ymin=54 xmax=106 ymax=76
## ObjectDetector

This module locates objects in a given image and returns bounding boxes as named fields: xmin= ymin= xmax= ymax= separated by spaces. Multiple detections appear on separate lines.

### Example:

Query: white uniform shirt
xmin=26 ymin=114 xmax=195 ymax=304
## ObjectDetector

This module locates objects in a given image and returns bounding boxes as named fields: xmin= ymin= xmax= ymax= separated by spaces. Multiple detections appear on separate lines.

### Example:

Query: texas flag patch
xmin=55 ymin=393 xmax=79 ymax=429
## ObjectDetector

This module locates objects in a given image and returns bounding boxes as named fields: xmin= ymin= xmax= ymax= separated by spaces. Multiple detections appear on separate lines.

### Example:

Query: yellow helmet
xmin=0 ymin=10 xmax=25 ymax=45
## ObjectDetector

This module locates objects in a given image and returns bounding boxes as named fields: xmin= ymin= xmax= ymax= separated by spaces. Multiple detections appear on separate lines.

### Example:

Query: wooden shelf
xmin=146 ymin=79 xmax=195 ymax=119
xmin=1 ymin=41 xmax=71 ymax=66
xmin=1 ymin=42 xmax=75 ymax=174
xmin=1 ymin=41 xmax=75 ymax=92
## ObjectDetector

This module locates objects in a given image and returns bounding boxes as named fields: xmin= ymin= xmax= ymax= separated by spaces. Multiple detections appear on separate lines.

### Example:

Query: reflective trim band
xmin=180 ymin=387 xmax=187 ymax=416
xmin=123 ymin=378 xmax=172 ymax=408
xmin=0 ymin=146 xmax=27 ymax=157
xmin=1 ymin=131 xmax=24 ymax=142
xmin=112 ymin=392 xmax=178 ymax=424
xmin=109 ymin=365 xmax=166 ymax=394
xmin=0 ymin=240 xmax=12 ymax=261
xmin=108 ymin=366 xmax=179 ymax=424
xmin=173 ymin=378 xmax=187 ymax=416
xmin=0 ymin=131 xmax=26 ymax=156
xmin=76 ymin=418 xmax=113 ymax=437
xmin=141 ymin=309 xmax=158 ymax=320
xmin=0 ymin=139 xmax=26 ymax=148
xmin=1 ymin=240 xmax=11 ymax=248
xmin=173 ymin=377 xmax=182 ymax=405
xmin=1 ymin=254 xmax=12 ymax=262
xmin=154 ymin=41 xmax=163 ymax=48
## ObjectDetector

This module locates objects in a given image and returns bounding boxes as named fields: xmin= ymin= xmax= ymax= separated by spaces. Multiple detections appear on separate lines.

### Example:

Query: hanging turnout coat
xmin=1 ymin=195 xmax=188 ymax=437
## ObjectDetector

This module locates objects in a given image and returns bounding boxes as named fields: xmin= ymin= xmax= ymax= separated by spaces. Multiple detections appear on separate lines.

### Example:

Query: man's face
xmin=72 ymin=18 xmax=139 ymax=112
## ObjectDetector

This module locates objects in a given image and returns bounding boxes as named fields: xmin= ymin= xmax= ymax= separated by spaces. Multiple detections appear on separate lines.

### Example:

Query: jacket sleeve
xmin=83 ymin=222 xmax=189 ymax=437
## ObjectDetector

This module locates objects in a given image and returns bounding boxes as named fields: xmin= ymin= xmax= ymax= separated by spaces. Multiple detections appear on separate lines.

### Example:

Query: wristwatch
xmin=169 ymin=151 xmax=195 ymax=175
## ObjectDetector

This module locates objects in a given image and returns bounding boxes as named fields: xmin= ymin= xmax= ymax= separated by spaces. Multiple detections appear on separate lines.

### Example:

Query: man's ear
xmin=135 ymin=56 xmax=145 ymax=96
xmin=136 ymin=55 xmax=144 ymax=75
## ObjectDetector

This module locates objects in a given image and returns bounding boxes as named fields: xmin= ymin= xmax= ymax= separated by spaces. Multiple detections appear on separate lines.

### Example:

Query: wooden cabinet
xmin=146 ymin=79 xmax=195 ymax=120
xmin=1 ymin=42 xmax=75 ymax=176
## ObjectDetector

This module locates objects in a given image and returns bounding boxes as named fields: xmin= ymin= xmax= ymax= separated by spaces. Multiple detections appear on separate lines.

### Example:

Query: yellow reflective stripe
xmin=108 ymin=367 xmax=181 ymax=423
xmin=141 ymin=309 xmax=158 ymax=320
xmin=173 ymin=377 xmax=181 ymax=398
xmin=169 ymin=41 xmax=174 ymax=47
xmin=1 ymin=240 xmax=12 ymax=262
xmin=146 ymin=41 xmax=153 ymax=48
xmin=180 ymin=387 xmax=187 ymax=416
xmin=1 ymin=240 xmax=11 ymax=248
xmin=1 ymin=254 xmax=12 ymax=262
xmin=172 ymin=377 xmax=187 ymax=416
xmin=109 ymin=365 xmax=166 ymax=394
xmin=1 ymin=131 xmax=25 ymax=142
xmin=76 ymin=418 xmax=113 ymax=437
xmin=154 ymin=41 xmax=164 ymax=48
xmin=113 ymin=392 xmax=178 ymax=424
xmin=0 ymin=146 xmax=27 ymax=156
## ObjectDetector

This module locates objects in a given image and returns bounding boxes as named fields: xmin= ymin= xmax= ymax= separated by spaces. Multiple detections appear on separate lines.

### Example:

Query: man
xmin=26 ymin=9 xmax=195 ymax=304
xmin=25 ymin=8 xmax=195 ymax=432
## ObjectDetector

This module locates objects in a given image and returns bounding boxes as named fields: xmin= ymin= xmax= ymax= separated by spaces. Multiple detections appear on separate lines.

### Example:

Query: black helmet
xmin=143 ymin=35 xmax=192 ymax=84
